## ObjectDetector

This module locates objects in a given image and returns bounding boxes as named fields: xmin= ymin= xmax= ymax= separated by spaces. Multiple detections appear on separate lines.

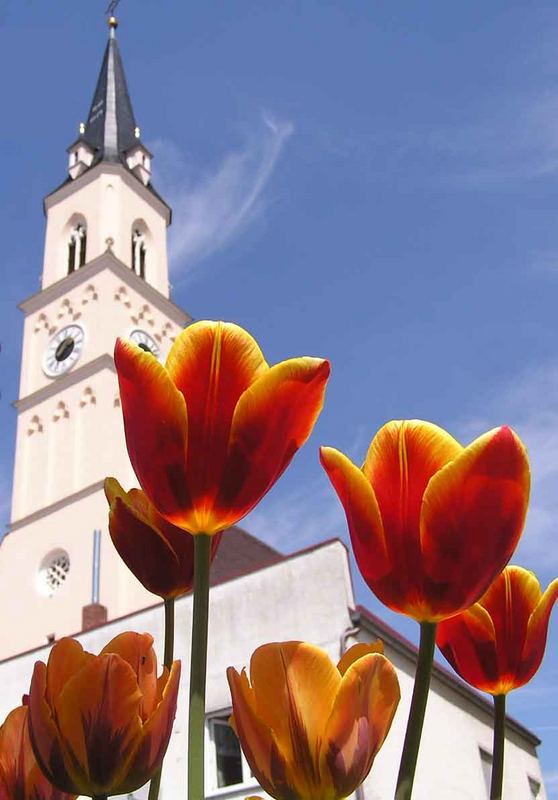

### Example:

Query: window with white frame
xmin=206 ymin=714 xmax=252 ymax=792
xmin=67 ymin=222 xmax=87 ymax=273
xmin=131 ymin=228 xmax=146 ymax=279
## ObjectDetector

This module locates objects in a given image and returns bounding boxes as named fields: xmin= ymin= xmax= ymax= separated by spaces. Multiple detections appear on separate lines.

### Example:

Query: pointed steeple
xmin=81 ymin=16 xmax=139 ymax=165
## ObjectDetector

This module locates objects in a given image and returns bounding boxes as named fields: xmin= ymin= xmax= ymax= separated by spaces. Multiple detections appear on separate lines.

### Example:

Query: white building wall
xmin=42 ymin=164 xmax=170 ymax=294
xmin=0 ymin=541 xmax=546 ymax=800
xmin=0 ymin=488 xmax=157 ymax=655
xmin=18 ymin=259 xmax=185 ymax=401
xmin=358 ymin=629 xmax=546 ymax=800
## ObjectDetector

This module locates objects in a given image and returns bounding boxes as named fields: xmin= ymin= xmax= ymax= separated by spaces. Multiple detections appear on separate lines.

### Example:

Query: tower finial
xmin=106 ymin=0 xmax=120 ymax=37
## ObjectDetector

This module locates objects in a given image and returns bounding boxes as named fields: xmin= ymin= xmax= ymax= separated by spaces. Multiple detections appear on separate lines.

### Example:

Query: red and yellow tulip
xmin=321 ymin=420 xmax=530 ymax=622
xmin=437 ymin=566 xmax=558 ymax=695
xmin=27 ymin=632 xmax=180 ymax=798
xmin=227 ymin=641 xmax=400 ymax=800
xmin=0 ymin=702 xmax=76 ymax=800
xmin=115 ymin=320 xmax=330 ymax=535
xmin=105 ymin=477 xmax=222 ymax=599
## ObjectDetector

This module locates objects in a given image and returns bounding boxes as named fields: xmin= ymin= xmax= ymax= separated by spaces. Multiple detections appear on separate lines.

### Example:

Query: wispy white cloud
xmin=244 ymin=426 xmax=369 ymax=554
xmin=248 ymin=360 xmax=558 ymax=571
xmin=530 ymin=250 xmax=558 ymax=275
xmin=245 ymin=476 xmax=345 ymax=554
xmin=454 ymin=360 xmax=558 ymax=571
xmin=437 ymin=91 xmax=558 ymax=186
xmin=545 ymin=772 xmax=558 ymax=800
xmin=313 ymin=88 xmax=558 ymax=188
xmin=149 ymin=114 xmax=293 ymax=282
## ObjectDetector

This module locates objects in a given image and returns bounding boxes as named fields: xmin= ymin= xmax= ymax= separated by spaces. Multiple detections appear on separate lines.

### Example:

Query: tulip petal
xmin=45 ymin=639 xmax=93 ymax=708
xmin=520 ymin=577 xmax=558 ymax=687
xmin=323 ymin=653 xmax=400 ymax=798
xmin=53 ymin=654 xmax=143 ymax=795
xmin=248 ymin=641 xmax=340 ymax=795
xmin=362 ymin=421 xmax=462 ymax=608
xmin=0 ymin=707 xmax=27 ymax=799
xmin=114 ymin=338 xmax=189 ymax=519
xmin=122 ymin=660 xmax=181 ymax=793
xmin=227 ymin=668 xmax=286 ymax=800
xmin=437 ymin=604 xmax=503 ymax=693
xmin=0 ymin=704 xmax=77 ymax=800
xmin=28 ymin=662 xmax=77 ymax=794
xmin=337 ymin=641 xmax=384 ymax=676
xmin=100 ymin=633 xmax=158 ymax=721
xmin=165 ymin=322 xmax=267 ymax=522
xmin=214 ymin=358 xmax=330 ymax=531
xmin=106 ymin=483 xmax=186 ymax=599
xmin=477 ymin=567 xmax=540 ymax=685
xmin=320 ymin=447 xmax=390 ymax=585
xmin=420 ymin=426 xmax=530 ymax=619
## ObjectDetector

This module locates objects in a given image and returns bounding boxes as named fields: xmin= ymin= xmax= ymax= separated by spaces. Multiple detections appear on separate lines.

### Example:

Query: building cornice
xmin=14 ymin=354 xmax=115 ymax=412
xmin=43 ymin=161 xmax=171 ymax=224
xmin=19 ymin=251 xmax=191 ymax=328
xmin=7 ymin=479 xmax=105 ymax=533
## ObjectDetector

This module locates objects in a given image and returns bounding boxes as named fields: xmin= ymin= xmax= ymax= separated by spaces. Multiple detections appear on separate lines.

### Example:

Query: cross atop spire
xmin=79 ymin=18 xmax=139 ymax=166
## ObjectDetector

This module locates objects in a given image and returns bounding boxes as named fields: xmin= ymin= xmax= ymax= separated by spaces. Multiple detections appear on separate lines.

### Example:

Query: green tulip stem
xmin=188 ymin=533 xmax=212 ymax=800
xmin=163 ymin=597 xmax=175 ymax=670
xmin=148 ymin=597 xmax=176 ymax=800
xmin=395 ymin=621 xmax=437 ymax=800
xmin=490 ymin=694 xmax=506 ymax=800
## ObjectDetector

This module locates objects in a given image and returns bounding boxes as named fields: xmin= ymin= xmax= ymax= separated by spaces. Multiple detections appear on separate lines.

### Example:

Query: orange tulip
xmin=227 ymin=641 xmax=400 ymax=800
xmin=104 ymin=477 xmax=222 ymax=598
xmin=0 ymin=702 xmax=76 ymax=800
xmin=321 ymin=420 xmax=530 ymax=623
xmin=114 ymin=320 xmax=330 ymax=535
xmin=437 ymin=566 xmax=558 ymax=695
xmin=28 ymin=632 xmax=180 ymax=797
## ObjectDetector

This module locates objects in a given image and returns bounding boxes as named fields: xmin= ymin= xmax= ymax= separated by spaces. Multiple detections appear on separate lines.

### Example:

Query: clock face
xmin=129 ymin=329 xmax=160 ymax=358
xmin=43 ymin=324 xmax=85 ymax=377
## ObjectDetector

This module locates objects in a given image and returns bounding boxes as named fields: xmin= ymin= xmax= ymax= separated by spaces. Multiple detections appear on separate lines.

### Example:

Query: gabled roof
xmin=210 ymin=527 xmax=284 ymax=585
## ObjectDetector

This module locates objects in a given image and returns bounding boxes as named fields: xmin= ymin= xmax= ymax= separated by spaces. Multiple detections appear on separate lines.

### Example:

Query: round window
xmin=37 ymin=550 xmax=70 ymax=597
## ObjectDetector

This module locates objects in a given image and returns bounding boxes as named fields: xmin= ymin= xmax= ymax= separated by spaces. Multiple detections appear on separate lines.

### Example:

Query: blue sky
xmin=1 ymin=0 xmax=558 ymax=792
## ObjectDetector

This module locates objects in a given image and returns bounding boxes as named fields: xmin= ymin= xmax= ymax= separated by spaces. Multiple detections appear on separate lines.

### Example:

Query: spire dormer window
xmin=131 ymin=228 xmax=146 ymax=279
xmin=67 ymin=140 xmax=94 ymax=180
xmin=125 ymin=144 xmax=152 ymax=186
xmin=68 ymin=223 xmax=87 ymax=274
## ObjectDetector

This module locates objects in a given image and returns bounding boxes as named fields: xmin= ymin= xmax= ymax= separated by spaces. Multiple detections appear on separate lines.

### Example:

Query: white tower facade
xmin=0 ymin=18 xmax=191 ymax=658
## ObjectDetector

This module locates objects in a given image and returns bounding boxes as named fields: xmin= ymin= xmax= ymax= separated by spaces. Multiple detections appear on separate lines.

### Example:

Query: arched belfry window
xmin=131 ymin=228 xmax=146 ymax=279
xmin=68 ymin=223 xmax=87 ymax=274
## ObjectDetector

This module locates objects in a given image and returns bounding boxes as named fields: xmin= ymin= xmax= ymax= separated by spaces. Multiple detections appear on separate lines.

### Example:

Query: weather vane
xmin=105 ymin=0 xmax=121 ymax=16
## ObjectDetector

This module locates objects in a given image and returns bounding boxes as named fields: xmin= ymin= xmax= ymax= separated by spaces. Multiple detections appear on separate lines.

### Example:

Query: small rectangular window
xmin=207 ymin=714 xmax=252 ymax=792
xmin=214 ymin=718 xmax=243 ymax=787
xmin=529 ymin=777 xmax=541 ymax=798
xmin=479 ymin=749 xmax=492 ymax=798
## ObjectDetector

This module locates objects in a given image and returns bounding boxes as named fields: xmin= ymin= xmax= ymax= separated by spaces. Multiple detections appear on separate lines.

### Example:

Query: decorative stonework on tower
xmin=0 ymin=19 xmax=191 ymax=659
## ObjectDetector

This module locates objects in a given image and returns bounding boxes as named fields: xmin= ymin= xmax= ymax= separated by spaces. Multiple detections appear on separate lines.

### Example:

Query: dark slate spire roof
xmin=82 ymin=21 xmax=139 ymax=165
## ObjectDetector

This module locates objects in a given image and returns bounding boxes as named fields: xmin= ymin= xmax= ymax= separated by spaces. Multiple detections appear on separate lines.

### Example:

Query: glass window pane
xmin=213 ymin=720 xmax=243 ymax=788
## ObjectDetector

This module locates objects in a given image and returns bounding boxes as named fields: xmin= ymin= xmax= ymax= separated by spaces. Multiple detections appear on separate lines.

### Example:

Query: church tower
xmin=0 ymin=17 xmax=191 ymax=658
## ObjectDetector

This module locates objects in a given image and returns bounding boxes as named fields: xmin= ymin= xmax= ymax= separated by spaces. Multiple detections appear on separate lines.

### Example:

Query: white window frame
xmin=205 ymin=711 xmax=257 ymax=797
